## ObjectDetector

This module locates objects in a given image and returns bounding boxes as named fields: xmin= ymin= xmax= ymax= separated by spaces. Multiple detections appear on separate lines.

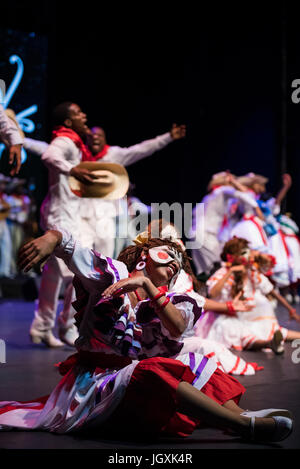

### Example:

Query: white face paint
xmin=148 ymin=245 xmax=183 ymax=269
xmin=240 ymin=248 xmax=251 ymax=261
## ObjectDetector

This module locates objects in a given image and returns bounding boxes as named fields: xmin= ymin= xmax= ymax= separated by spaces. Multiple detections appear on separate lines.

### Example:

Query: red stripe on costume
xmin=249 ymin=362 xmax=264 ymax=371
xmin=0 ymin=396 xmax=49 ymax=415
xmin=282 ymin=232 xmax=300 ymax=244
xmin=229 ymin=356 xmax=240 ymax=374
xmin=267 ymin=323 xmax=276 ymax=342
xmin=243 ymin=215 xmax=268 ymax=245
xmin=243 ymin=336 xmax=256 ymax=350
xmin=240 ymin=363 xmax=248 ymax=375
xmin=279 ymin=230 xmax=290 ymax=259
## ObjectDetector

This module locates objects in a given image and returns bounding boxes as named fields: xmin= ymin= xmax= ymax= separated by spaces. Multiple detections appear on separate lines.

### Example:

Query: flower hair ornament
xmin=225 ymin=249 xmax=251 ymax=268
xmin=133 ymin=231 xmax=149 ymax=245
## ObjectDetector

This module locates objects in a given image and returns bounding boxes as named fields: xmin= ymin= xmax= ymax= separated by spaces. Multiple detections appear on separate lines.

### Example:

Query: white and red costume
xmin=195 ymin=266 xmax=288 ymax=351
xmin=172 ymin=270 xmax=263 ymax=375
xmin=0 ymin=230 xmax=244 ymax=436
xmin=191 ymin=186 xmax=259 ymax=275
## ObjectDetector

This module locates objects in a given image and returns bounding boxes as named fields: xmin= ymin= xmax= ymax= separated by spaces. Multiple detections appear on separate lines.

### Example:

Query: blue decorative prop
xmin=0 ymin=54 xmax=38 ymax=164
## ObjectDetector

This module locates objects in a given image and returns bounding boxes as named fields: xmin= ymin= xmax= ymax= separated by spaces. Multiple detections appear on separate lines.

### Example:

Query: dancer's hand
xmin=102 ymin=276 xmax=150 ymax=299
xmin=289 ymin=307 xmax=300 ymax=323
xmin=70 ymin=166 xmax=99 ymax=184
xmin=8 ymin=144 xmax=22 ymax=175
xmin=230 ymin=265 xmax=247 ymax=273
xmin=18 ymin=230 xmax=62 ymax=272
xmin=232 ymin=292 xmax=254 ymax=312
xmin=170 ymin=124 xmax=186 ymax=140
xmin=282 ymin=173 xmax=292 ymax=189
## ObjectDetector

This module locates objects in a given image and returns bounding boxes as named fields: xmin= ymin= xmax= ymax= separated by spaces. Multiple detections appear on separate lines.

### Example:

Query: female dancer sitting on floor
xmin=195 ymin=236 xmax=300 ymax=354
xmin=0 ymin=228 xmax=294 ymax=442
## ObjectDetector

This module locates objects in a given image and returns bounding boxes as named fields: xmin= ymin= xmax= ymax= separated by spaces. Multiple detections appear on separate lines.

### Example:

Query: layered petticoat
xmin=0 ymin=353 xmax=244 ymax=437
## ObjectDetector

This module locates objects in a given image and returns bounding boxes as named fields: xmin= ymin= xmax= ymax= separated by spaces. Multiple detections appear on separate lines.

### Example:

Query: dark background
xmin=0 ymin=1 xmax=300 ymax=226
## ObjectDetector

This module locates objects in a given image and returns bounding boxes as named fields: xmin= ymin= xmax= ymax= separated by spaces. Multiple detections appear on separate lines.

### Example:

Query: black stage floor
xmin=0 ymin=298 xmax=300 ymax=452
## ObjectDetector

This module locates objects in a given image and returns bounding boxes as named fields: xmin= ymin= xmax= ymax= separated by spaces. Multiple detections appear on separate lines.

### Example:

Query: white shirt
xmin=193 ymin=186 xmax=259 ymax=236
xmin=28 ymin=132 xmax=173 ymax=239
xmin=40 ymin=137 xmax=82 ymax=236
xmin=0 ymin=104 xmax=23 ymax=146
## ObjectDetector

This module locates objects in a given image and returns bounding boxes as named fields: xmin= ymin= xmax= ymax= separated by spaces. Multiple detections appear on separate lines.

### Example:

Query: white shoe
xmin=30 ymin=329 xmax=64 ymax=348
xmin=270 ymin=330 xmax=285 ymax=355
xmin=248 ymin=415 xmax=293 ymax=442
xmin=59 ymin=325 xmax=79 ymax=347
xmin=241 ymin=408 xmax=293 ymax=419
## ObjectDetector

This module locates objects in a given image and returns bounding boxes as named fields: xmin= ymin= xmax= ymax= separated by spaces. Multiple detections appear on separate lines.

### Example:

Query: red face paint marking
xmin=158 ymin=251 xmax=169 ymax=260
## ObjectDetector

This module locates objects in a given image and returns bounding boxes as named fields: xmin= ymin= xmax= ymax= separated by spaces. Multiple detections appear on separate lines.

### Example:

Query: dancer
xmin=0 ymin=104 xmax=23 ymax=175
xmin=0 ymin=227 xmax=293 ymax=443
xmin=26 ymin=119 xmax=186 ymax=347
xmin=29 ymin=102 xmax=97 ymax=348
xmin=230 ymin=173 xmax=269 ymax=252
xmin=277 ymin=213 xmax=300 ymax=302
xmin=196 ymin=237 xmax=300 ymax=354
xmin=67 ymin=123 xmax=186 ymax=257
xmin=233 ymin=173 xmax=295 ymax=289
xmin=24 ymin=124 xmax=186 ymax=256
xmin=191 ymin=171 xmax=262 ymax=278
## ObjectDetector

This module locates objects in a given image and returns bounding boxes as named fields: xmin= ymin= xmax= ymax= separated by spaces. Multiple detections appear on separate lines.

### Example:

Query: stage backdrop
xmin=1 ymin=4 xmax=299 ymax=232
xmin=0 ymin=27 xmax=48 ymax=218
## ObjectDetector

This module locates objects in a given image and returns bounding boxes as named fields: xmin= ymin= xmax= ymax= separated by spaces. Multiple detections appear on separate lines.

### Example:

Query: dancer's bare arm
xmin=18 ymin=230 xmax=62 ymax=272
xmin=102 ymin=276 xmax=186 ymax=337
xmin=209 ymin=265 xmax=246 ymax=298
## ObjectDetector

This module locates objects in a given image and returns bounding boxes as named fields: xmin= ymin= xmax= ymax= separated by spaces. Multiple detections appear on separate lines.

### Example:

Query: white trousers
xmin=31 ymin=256 xmax=75 ymax=332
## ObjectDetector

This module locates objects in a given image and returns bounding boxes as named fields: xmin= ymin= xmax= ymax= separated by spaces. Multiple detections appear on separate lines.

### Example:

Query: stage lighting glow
xmin=0 ymin=54 xmax=38 ymax=164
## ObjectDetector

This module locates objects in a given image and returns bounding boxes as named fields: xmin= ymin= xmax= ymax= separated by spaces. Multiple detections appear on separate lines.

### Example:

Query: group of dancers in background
xmin=0 ymin=100 xmax=299 ymax=443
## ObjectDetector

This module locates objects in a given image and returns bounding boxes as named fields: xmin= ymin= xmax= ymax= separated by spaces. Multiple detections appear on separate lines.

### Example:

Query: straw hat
xmin=237 ymin=172 xmax=268 ymax=187
xmin=68 ymin=161 xmax=130 ymax=199
xmin=207 ymin=171 xmax=236 ymax=191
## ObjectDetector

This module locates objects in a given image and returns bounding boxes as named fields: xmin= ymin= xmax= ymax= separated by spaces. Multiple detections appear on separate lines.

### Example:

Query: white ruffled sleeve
xmin=53 ymin=228 xmax=128 ymax=292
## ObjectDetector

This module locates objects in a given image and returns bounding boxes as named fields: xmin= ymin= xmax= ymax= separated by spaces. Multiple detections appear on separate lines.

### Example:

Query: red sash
xmin=51 ymin=126 xmax=95 ymax=161
xmin=93 ymin=144 xmax=110 ymax=160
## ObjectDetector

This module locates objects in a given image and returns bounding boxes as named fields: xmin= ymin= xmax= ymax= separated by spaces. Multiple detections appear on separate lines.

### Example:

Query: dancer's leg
xmin=57 ymin=278 xmax=79 ymax=346
xmin=176 ymin=381 xmax=277 ymax=438
xmin=223 ymin=399 xmax=246 ymax=414
xmin=285 ymin=330 xmax=300 ymax=340
xmin=30 ymin=256 xmax=64 ymax=347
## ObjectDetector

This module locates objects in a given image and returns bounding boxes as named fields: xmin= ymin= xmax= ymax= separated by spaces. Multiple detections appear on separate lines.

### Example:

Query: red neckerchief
xmin=51 ymin=126 xmax=94 ymax=162
xmin=93 ymin=144 xmax=110 ymax=160
xmin=210 ymin=185 xmax=222 ymax=191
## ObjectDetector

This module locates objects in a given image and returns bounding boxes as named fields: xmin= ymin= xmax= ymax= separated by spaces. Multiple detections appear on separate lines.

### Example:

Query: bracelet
xmin=154 ymin=297 xmax=170 ymax=313
xmin=226 ymin=301 xmax=236 ymax=315
xmin=151 ymin=291 xmax=166 ymax=303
